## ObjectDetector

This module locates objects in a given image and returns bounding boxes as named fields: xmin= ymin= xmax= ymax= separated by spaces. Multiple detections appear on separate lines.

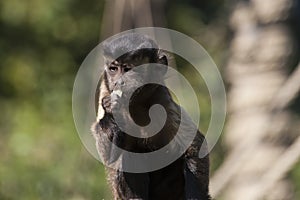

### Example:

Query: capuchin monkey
xmin=91 ymin=33 xmax=211 ymax=200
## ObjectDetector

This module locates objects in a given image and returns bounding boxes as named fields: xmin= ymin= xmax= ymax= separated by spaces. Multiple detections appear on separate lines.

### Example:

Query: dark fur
xmin=91 ymin=34 xmax=210 ymax=200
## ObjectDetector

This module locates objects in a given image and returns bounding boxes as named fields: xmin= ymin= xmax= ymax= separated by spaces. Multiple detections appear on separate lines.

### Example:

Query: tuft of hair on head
xmin=102 ymin=33 xmax=159 ymax=61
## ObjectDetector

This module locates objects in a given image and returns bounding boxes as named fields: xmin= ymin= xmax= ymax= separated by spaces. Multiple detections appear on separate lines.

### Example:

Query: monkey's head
xmin=103 ymin=33 xmax=168 ymax=92
xmin=96 ymin=34 xmax=169 ymax=120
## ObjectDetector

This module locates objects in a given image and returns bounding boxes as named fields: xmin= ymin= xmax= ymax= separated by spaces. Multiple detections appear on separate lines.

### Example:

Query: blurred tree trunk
xmin=211 ymin=0 xmax=300 ymax=199
xmin=100 ymin=0 xmax=166 ymax=39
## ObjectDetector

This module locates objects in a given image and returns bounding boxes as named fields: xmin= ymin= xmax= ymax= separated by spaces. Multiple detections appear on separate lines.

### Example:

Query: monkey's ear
xmin=157 ymin=55 xmax=168 ymax=75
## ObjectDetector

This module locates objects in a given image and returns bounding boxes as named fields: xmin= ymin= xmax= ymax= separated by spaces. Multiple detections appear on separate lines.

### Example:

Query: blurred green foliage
xmin=0 ymin=0 xmax=112 ymax=199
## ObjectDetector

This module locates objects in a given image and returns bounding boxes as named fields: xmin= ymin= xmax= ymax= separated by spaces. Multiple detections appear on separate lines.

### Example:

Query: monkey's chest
xmin=148 ymin=158 xmax=185 ymax=200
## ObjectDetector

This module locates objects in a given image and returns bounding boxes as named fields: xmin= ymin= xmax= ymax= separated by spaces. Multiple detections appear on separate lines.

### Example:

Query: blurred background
xmin=0 ymin=0 xmax=299 ymax=199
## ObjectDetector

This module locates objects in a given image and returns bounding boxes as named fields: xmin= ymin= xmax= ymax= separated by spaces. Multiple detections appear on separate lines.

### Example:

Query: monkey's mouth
xmin=111 ymin=89 xmax=123 ymax=98
xmin=112 ymin=84 xmax=160 ymax=103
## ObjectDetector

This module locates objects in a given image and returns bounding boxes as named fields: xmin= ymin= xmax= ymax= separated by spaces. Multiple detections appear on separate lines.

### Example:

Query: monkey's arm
xmin=93 ymin=94 xmax=150 ymax=200
xmin=92 ymin=119 xmax=150 ymax=200
xmin=184 ymin=131 xmax=211 ymax=200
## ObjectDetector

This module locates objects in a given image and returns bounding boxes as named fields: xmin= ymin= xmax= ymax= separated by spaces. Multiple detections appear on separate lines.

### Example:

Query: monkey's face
xmin=105 ymin=56 xmax=150 ymax=93
xmin=101 ymin=53 xmax=168 ymax=130
xmin=102 ymin=49 xmax=168 ymax=109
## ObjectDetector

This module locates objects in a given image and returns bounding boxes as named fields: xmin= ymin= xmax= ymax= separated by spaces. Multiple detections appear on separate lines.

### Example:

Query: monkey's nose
xmin=116 ymin=79 xmax=125 ymax=86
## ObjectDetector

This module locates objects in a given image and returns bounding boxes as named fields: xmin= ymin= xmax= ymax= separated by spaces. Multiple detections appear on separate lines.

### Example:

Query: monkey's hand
xmin=102 ymin=93 xmax=122 ymax=114
xmin=102 ymin=95 xmax=113 ymax=113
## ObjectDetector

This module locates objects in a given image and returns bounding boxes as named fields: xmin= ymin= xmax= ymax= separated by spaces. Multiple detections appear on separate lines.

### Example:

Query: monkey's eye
xmin=124 ymin=67 xmax=131 ymax=72
xmin=109 ymin=66 xmax=118 ymax=72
